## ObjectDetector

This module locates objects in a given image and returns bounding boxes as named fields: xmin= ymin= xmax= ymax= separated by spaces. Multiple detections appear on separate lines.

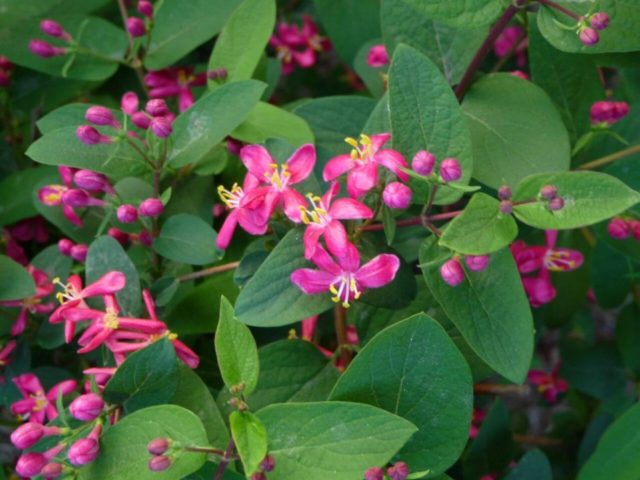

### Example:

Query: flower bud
xmin=366 ymin=44 xmax=389 ymax=68
xmin=260 ymin=455 xmax=275 ymax=472
xmin=387 ymin=461 xmax=410 ymax=480
xmin=499 ymin=200 xmax=513 ymax=215
xmin=148 ymin=455 xmax=171 ymax=472
xmin=207 ymin=67 xmax=228 ymax=81
xmin=58 ymin=238 xmax=74 ymax=256
xmin=590 ymin=101 xmax=629 ymax=126
xmin=590 ymin=12 xmax=610 ymax=30
xmin=412 ymin=150 xmax=436 ymax=176
xmin=68 ymin=437 xmax=100 ymax=466
xmin=40 ymin=20 xmax=68 ymax=39
xmin=440 ymin=258 xmax=464 ymax=286
xmin=439 ymin=158 xmax=462 ymax=182
xmin=147 ymin=437 xmax=170 ymax=455
xmin=85 ymin=106 xmax=119 ymax=128
xmin=38 ymin=185 xmax=66 ymax=206
xmin=251 ymin=474 xmax=267 ymax=480
xmin=465 ymin=255 xmax=490 ymax=272
xmin=579 ymin=27 xmax=599 ymax=46
xmin=139 ymin=198 xmax=164 ymax=217
xmin=76 ymin=125 xmax=111 ymax=145
xmin=15 ymin=452 xmax=47 ymax=477
xmin=69 ymin=393 xmax=105 ymax=421
xmin=74 ymin=170 xmax=112 ymax=193
xmin=383 ymin=182 xmax=412 ymax=209
xmin=145 ymin=99 xmax=169 ymax=117
xmin=226 ymin=137 xmax=242 ymax=156
xmin=364 ymin=467 xmax=385 ymax=480
xmin=539 ymin=185 xmax=557 ymax=200
xmin=121 ymin=91 xmax=139 ymax=115
xmin=131 ymin=111 xmax=151 ymax=129
xmin=498 ymin=185 xmax=512 ymax=201
xmin=549 ymin=197 xmax=565 ymax=211
xmin=138 ymin=230 xmax=154 ymax=246
xmin=138 ymin=0 xmax=154 ymax=18
xmin=61 ymin=189 xmax=94 ymax=208
xmin=41 ymin=462 xmax=64 ymax=479
xmin=0 ymin=70 xmax=10 ymax=88
xmin=29 ymin=39 xmax=65 ymax=58
xmin=117 ymin=204 xmax=138 ymax=223
xmin=70 ymin=244 xmax=88 ymax=262
xmin=628 ymin=219 xmax=640 ymax=241
xmin=108 ymin=227 xmax=130 ymax=245
xmin=523 ymin=276 xmax=556 ymax=307
xmin=0 ymin=56 xmax=12 ymax=70
xmin=11 ymin=423 xmax=46 ymax=449
xmin=150 ymin=117 xmax=173 ymax=138
xmin=126 ymin=17 xmax=147 ymax=38
xmin=607 ymin=218 xmax=630 ymax=240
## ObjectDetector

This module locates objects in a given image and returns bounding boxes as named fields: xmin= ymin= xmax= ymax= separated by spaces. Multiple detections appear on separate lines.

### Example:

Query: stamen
xmin=52 ymin=277 xmax=79 ymax=304
xmin=103 ymin=309 xmax=120 ymax=330
xmin=218 ymin=184 xmax=244 ymax=209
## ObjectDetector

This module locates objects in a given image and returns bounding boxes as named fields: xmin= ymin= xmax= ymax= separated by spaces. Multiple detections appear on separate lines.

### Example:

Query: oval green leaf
xmin=153 ymin=214 xmax=222 ymax=266
xmin=230 ymin=411 xmax=268 ymax=476
xmin=0 ymin=255 xmax=36 ymax=301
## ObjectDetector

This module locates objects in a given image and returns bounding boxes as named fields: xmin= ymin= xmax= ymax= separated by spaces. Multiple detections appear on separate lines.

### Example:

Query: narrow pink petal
xmin=293 ymin=48 xmax=316 ymax=68
xmin=240 ymin=144 xmax=273 ymax=179
xmin=77 ymin=328 xmax=112 ymax=354
xmin=355 ymin=254 xmax=400 ymax=288
xmin=339 ymin=242 xmax=361 ymax=272
xmin=11 ymin=398 xmax=36 ymax=415
xmin=323 ymin=154 xmax=356 ymax=181
xmin=216 ymin=211 xmax=238 ymax=249
xmin=370 ymin=133 xmax=391 ymax=153
xmin=545 ymin=230 xmax=558 ymax=249
xmin=118 ymin=318 xmax=167 ymax=333
xmin=324 ymin=221 xmax=349 ymax=259
xmin=81 ymin=271 xmax=126 ymax=297
xmin=301 ymin=315 xmax=318 ymax=340
xmin=309 ymin=245 xmax=342 ymax=275
xmin=13 ymin=374 xmax=43 ymax=396
xmin=321 ymin=181 xmax=340 ymax=207
xmin=62 ymin=308 xmax=104 ymax=323
xmin=291 ymin=269 xmax=335 ymax=294
xmin=172 ymin=339 xmax=200 ymax=368
xmin=329 ymin=198 xmax=373 ymax=220
xmin=282 ymin=188 xmax=307 ymax=223
xmin=10 ymin=309 xmax=29 ymax=336
xmin=65 ymin=320 xmax=76 ymax=344
xmin=46 ymin=379 xmax=77 ymax=401
xmin=527 ymin=370 xmax=549 ymax=385
xmin=46 ymin=404 xmax=58 ymax=421
xmin=286 ymin=144 xmax=316 ymax=184
xmin=347 ymin=163 xmax=378 ymax=198
xmin=303 ymin=225 xmax=324 ymax=260
xmin=242 ymin=172 xmax=261 ymax=192
xmin=63 ymin=205 xmax=83 ymax=226
xmin=374 ymin=149 xmax=409 ymax=181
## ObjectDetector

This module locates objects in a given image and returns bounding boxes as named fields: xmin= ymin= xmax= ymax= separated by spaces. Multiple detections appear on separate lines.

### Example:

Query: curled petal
xmin=291 ymin=268 xmax=335 ymax=294
xmin=321 ymin=181 xmax=340 ymax=207
xmin=329 ymin=198 xmax=373 ymax=220
xmin=374 ymin=149 xmax=409 ymax=181
xmin=347 ymin=163 xmax=378 ymax=198
xmin=355 ymin=254 xmax=400 ymax=289
xmin=323 ymin=154 xmax=356 ymax=182
xmin=62 ymin=205 xmax=83 ymax=227
xmin=286 ymin=144 xmax=316 ymax=184
xmin=82 ymin=271 xmax=126 ymax=297
xmin=303 ymin=225 xmax=324 ymax=260
xmin=216 ymin=211 xmax=238 ymax=250
xmin=324 ymin=221 xmax=349 ymax=259
xmin=240 ymin=144 xmax=273 ymax=178
xmin=282 ymin=188 xmax=307 ymax=223
xmin=46 ymin=379 xmax=77 ymax=402
xmin=369 ymin=133 xmax=391 ymax=153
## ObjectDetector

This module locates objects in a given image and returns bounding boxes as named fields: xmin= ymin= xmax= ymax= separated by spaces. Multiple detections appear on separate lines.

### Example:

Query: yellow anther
xmin=345 ymin=137 xmax=359 ymax=148
xmin=103 ymin=309 xmax=119 ymax=330
xmin=359 ymin=134 xmax=372 ymax=145
xmin=168 ymin=332 xmax=178 ymax=340
xmin=288 ymin=329 xmax=297 ymax=340
xmin=218 ymin=184 xmax=243 ymax=209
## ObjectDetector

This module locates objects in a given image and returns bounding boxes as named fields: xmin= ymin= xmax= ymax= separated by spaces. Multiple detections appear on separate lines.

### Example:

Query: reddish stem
xmin=537 ymin=0 xmax=582 ymax=21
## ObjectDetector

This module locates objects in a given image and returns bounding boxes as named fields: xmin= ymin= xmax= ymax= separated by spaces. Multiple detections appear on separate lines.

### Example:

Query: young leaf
xmin=230 ymin=411 xmax=268 ymax=476
xmin=0 ymin=255 xmax=36 ymax=301
xmin=153 ymin=214 xmax=222 ymax=266
xmin=330 ymin=314 xmax=473 ymax=476
xmin=215 ymin=296 xmax=259 ymax=394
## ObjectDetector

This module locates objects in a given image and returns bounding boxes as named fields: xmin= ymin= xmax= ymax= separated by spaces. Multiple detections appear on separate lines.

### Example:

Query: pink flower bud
xmin=579 ymin=27 xmax=599 ymax=46
xmin=590 ymin=12 xmax=610 ymax=30
xmin=117 ymin=204 xmax=138 ymax=223
xmin=607 ymin=218 xmax=630 ymax=239
xmin=76 ymin=125 xmax=111 ymax=145
xmin=150 ymin=117 xmax=173 ymax=138
xmin=85 ymin=106 xmax=119 ymax=128
xmin=498 ymin=185 xmax=512 ymax=200
xmin=148 ymin=455 xmax=171 ymax=472
xmin=70 ymin=244 xmax=88 ymax=262
xmin=126 ymin=17 xmax=147 ymax=38
xmin=147 ymin=437 xmax=170 ymax=455
xmin=412 ymin=150 xmax=436 ymax=176
xmin=61 ymin=189 xmax=94 ymax=208
xmin=40 ymin=20 xmax=69 ymax=39
xmin=260 ymin=455 xmax=275 ymax=472
xmin=549 ymin=197 xmax=564 ymax=211
xmin=0 ymin=56 xmax=12 ymax=70
xmin=208 ymin=67 xmax=228 ymax=81
xmin=226 ymin=137 xmax=242 ymax=156
xmin=145 ymin=99 xmax=169 ymax=117
xmin=16 ymin=452 xmax=47 ymax=477
xmin=465 ymin=255 xmax=490 ymax=272
xmin=250 ymin=474 xmax=267 ymax=480
xmin=440 ymin=258 xmax=465 ymax=286
xmin=383 ymin=182 xmax=412 ymax=209
xmin=366 ymin=44 xmax=389 ymax=68
xmin=29 ymin=39 xmax=65 ymax=58
xmin=439 ymin=158 xmax=462 ymax=182
xmin=138 ymin=0 xmax=154 ymax=18
xmin=628 ymin=219 xmax=640 ymax=241
xmin=131 ymin=111 xmax=151 ymax=129
xmin=121 ymin=92 xmax=139 ymax=115
xmin=523 ymin=276 xmax=556 ymax=307
xmin=68 ymin=437 xmax=99 ymax=466
xmin=74 ymin=170 xmax=113 ymax=193
xmin=500 ymin=200 xmax=513 ymax=214
xmin=41 ymin=462 xmax=63 ymax=479
xmin=590 ymin=101 xmax=629 ymax=125
xmin=108 ymin=227 xmax=130 ymax=245
xmin=364 ymin=467 xmax=385 ymax=480
xmin=387 ymin=462 xmax=410 ymax=480
xmin=11 ymin=423 xmax=52 ymax=449
xmin=139 ymin=198 xmax=164 ymax=217
xmin=38 ymin=185 xmax=66 ymax=206
xmin=58 ymin=238 xmax=74 ymax=256
xmin=69 ymin=393 xmax=105 ymax=421
xmin=539 ymin=185 xmax=557 ymax=200
xmin=138 ymin=230 xmax=154 ymax=246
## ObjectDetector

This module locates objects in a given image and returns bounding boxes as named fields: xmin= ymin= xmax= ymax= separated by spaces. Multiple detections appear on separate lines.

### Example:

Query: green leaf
xmin=419 ymin=238 xmax=534 ymax=383
xmin=0 ymin=14 xmax=126 ymax=80
xmin=616 ymin=304 xmax=640 ymax=376
xmin=230 ymin=411 xmax=268 ymax=476
xmin=579 ymin=402 xmax=640 ymax=480
xmin=512 ymin=171 xmax=640 ymax=230
xmin=382 ymin=0 xmax=488 ymax=85
xmin=461 ymin=73 xmax=570 ymax=189
xmin=153 ymin=214 xmax=222 ymax=266
xmin=388 ymin=44 xmax=473 ymax=205
xmin=504 ymin=449 xmax=553 ymax=480
xmin=257 ymin=401 xmax=417 ymax=480
xmin=399 ymin=0 xmax=501 ymax=27
xmin=0 ymin=166 xmax=57 ymax=227
xmin=145 ymin=0 xmax=243 ymax=70
xmin=439 ymin=193 xmax=518 ymax=255
xmin=208 ymin=0 xmax=275 ymax=86
xmin=86 ymin=236 xmax=141 ymax=316
xmin=538 ymin=0 xmax=640 ymax=54
xmin=79 ymin=405 xmax=208 ymax=480
xmin=235 ymin=229 xmax=334 ymax=327
xmin=0 ymin=255 xmax=35 ymax=301
xmin=103 ymin=339 xmax=179 ymax=413
xmin=330 ymin=314 xmax=472 ymax=475
xmin=169 ymin=80 xmax=266 ymax=168
xmin=215 ymin=297 xmax=259 ymax=394
xmin=232 ymin=102 xmax=314 ymax=147
xmin=591 ymin=241 xmax=631 ymax=309
xmin=171 ymin=365 xmax=230 ymax=449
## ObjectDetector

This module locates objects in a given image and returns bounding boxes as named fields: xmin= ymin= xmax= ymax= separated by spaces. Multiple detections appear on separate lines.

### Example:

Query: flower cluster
xmin=364 ymin=461 xmax=409 ymax=480
xmin=269 ymin=15 xmax=331 ymax=74
xmin=607 ymin=217 xmax=640 ymax=241
xmin=590 ymin=100 xmax=630 ymax=126
xmin=29 ymin=20 xmax=72 ymax=58
xmin=126 ymin=1 xmax=154 ymax=38
xmin=578 ymin=11 xmax=610 ymax=46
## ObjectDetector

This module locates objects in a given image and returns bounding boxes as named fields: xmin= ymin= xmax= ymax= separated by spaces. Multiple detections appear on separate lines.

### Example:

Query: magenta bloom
xmin=291 ymin=243 xmax=400 ymax=308
xmin=0 ymin=340 xmax=17 ymax=368
xmin=366 ymin=45 xmax=389 ymax=68
xmin=323 ymin=133 xmax=408 ymax=198
xmin=69 ymin=393 xmax=105 ymax=421
xmin=11 ymin=422 xmax=62 ymax=449
xmin=527 ymin=366 xmax=568 ymax=403
xmin=493 ymin=25 xmax=527 ymax=67
xmin=383 ymin=182 xmax=412 ymax=209
xmin=11 ymin=373 xmax=76 ymax=424
xmin=590 ymin=101 xmax=630 ymax=126
xmin=240 ymin=143 xmax=316 ymax=222
xmin=29 ymin=39 xmax=66 ymax=58
xmin=300 ymin=182 xmax=373 ymax=259
xmin=144 ymin=67 xmax=206 ymax=112
xmin=68 ymin=424 xmax=102 ymax=466
xmin=269 ymin=15 xmax=330 ymax=75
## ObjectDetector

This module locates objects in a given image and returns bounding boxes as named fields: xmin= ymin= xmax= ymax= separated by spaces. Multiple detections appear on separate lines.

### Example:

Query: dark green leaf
xmin=0 ymin=166 xmax=57 ymax=227
xmin=0 ymin=255 xmax=35 ymax=301
xmin=153 ymin=214 xmax=222 ymax=266
xmin=591 ymin=241 xmax=631 ymax=309
xmin=232 ymin=102 xmax=314 ymax=147
xmin=399 ymin=0 xmax=501 ymax=27
xmin=505 ymin=449 xmax=553 ymax=480
xmin=616 ymin=304 xmax=640 ymax=376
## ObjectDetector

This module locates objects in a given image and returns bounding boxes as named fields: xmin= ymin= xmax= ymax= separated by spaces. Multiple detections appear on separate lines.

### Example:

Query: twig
xmin=513 ymin=434 xmax=563 ymax=446
xmin=577 ymin=144 xmax=640 ymax=170
xmin=116 ymin=0 xmax=148 ymax=93
xmin=213 ymin=439 xmax=235 ymax=480
xmin=537 ymin=0 xmax=582 ymax=20
xmin=474 ymin=383 xmax=530 ymax=395
xmin=183 ymin=446 xmax=226 ymax=456
xmin=177 ymin=261 xmax=240 ymax=282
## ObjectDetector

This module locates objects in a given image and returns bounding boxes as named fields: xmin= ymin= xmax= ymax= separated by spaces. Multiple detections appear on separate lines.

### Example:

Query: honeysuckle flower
xmin=0 ymin=340 xmax=17 ymax=367
xmin=11 ymin=373 xmax=77 ymax=424
xmin=590 ymin=101 xmax=629 ymax=126
xmin=366 ymin=45 xmax=389 ymax=68
xmin=240 ymin=143 xmax=316 ymax=223
xmin=73 ymin=170 xmax=114 ymax=194
xmin=15 ymin=444 xmax=64 ymax=478
xmin=76 ymin=125 xmax=113 ymax=145
xmin=527 ymin=366 xmax=568 ymax=403
xmin=291 ymin=243 xmax=400 ymax=308
xmin=145 ymin=67 xmax=206 ymax=112
xmin=68 ymin=423 xmax=102 ymax=466
xmin=382 ymin=182 xmax=412 ymax=209
xmin=11 ymin=422 xmax=62 ymax=449
xmin=299 ymin=181 xmax=373 ymax=259
xmin=323 ymin=133 xmax=408 ymax=198
xmin=41 ymin=463 xmax=64 ymax=478
xmin=0 ymin=266 xmax=54 ymax=335
xmin=269 ymin=15 xmax=330 ymax=75
xmin=493 ymin=25 xmax=527 ymax=67
xmin=139 ymin=198 xmax=164 ymax=217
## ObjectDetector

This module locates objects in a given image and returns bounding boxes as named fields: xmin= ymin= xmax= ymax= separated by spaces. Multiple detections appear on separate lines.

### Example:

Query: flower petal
xmin=374 ymin=149 xmax=409 ymax=181
xmin=291 ymin=268 xmax=335 ymax=294
xmin=216 ymin=211 xmax=238 ymax=250
xmin=286 ymin=144 xmax=316 ymax=184
xmin=355 ymin=253 xmax=400 ymax=288
xmin=323 ymin=154 xmax=356 ymax=181
xmin=329 ymin=198 xmax=373 ymax=220
xmin=324 ymin=221 xmax=349 ymax=259
xmin=282 ymin=188 xmax=307 ymax=223
xmin=82 ymin=271 xmax=126 ymax=298
xmin=370 ymin=133 xmax=391 ymax=153
xmin=303 ymin=225 xmax=324 ymax=260
xmin=240 ymin=144 xmax=273 ymax=179
xmin=46 ymin=380 xmax=78 ymax=402
xmin=347 ymin=163 xmax=378 ymax=198
xmin=309 ymin=245 xmax=342 ymax=275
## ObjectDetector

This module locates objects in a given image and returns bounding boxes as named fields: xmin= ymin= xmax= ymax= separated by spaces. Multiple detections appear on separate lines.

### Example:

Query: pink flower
xmin=291 ymin=243 xmax=400 ymax=308
xmin=607 ymin=217 xmax=631 ymax=239
xmin=527 ymin=366 xmax=568 ymax=403
xmin=269 ymin=15 xmax=329 ymax=74
xmin=590 ymin=101 xmax=630 ymax=126
xmin=240 ymin=143 xmax=316 ymax=222
xmin=300 ymin=181 xmax=373 ymax=259
xmin=11 ymin=422 xmax=62 ymax=449
xmin=493 ymin=25 xmax=527 ymax=67
xmin=68 ymin=424 xmax=102 ymax=466
xmin=366 ymin=45 xmax=389 ymax=68
xmin=15 ymin=444 xmax=64 ymax=478
xmin=38 ymin=167 xmax=89 ymax=226
xmin=323 ymin=133 xmax=408 ymax=198
xmin=382 ymin=182 xmax=412 ymax=209
xmin=11 ymin=373 xmax=76 ymax=424
xmin=469 ymin=407 xmax=486 ymax=439
xmin=144 ymin=67 xmax=206 ymax=112
xmin=0 ymin=340 xmax=17 ymax=367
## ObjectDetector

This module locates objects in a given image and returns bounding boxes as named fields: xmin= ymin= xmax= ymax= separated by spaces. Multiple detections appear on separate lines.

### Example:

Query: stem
xmin=473 ymin=383 xmax=530 ymax=395
xmin=183 ymin=446 xmax=226 ymax=456
xmin=177 ymin=261 xmax=240 ymax=282
xmin=116 ymin=0 xmax=148 ymax=93
xmin=537 ymin=0 xmax=582 ymax=20
xmin=513 ymin=434 xmax=563 ymax=446
xmin=454 ymin=3 xmax=523 ymax=101
xmin=213 ymin=439 xmax=235 ymax=480
xmin=359 ymin=208 xmax=465 ymax=233
xmin=334 ymin=304 xmax=352 ymax=368
xmin=578 ymin=144 xmax=640 ymax=170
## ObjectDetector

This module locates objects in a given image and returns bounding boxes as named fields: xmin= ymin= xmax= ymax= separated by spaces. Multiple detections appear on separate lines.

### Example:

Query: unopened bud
xmin=40 ymin=20 xmax=69 ymax=40
xmin=465 ymin=255 xmax=490 ymax=272
xmin=628 ymin=219 xmax=640 ymax=241
xmin=251 ymin=473 xmax=267 ymax=480
xmin=207 ymin=67 xmax=228 ymax=81
xmin=76 ymin=125 xmax=112 ymax=145
xmin=61 ymin=189 xmax=96 ymax=208
xmin=74 ymin=170 xmax=113 ymax=193
xmin=138 ymin=0 xmax=154 ymax=18
xmin=108 ymin=227 xmax=130 ymax=245
xmin=58 ymin=238 xmax=74 ymax=256
xmin=70 ymin=244 xmax=88 ymax=262
xmin=41 ymin=462 xmax=64 ymax=479
xmin=498 ymin=185 xmax=512 ymax=201
xmin=85 ymin=106 xmax=119 ymax=128
xmin=148 ymin=455 xmax=171 ymax=472
xmin=68 ymin=437 xmax=99 ymax=466
xmin=117 ymin=204 xmax=138 ymax=223
xmin=439 ymin=158 xmax=462 ymax=182
xmin=590 ymin=12 xmax=610 ymax=30
xmin=139 ymin=198 xmax=164 ymax=217
xmin=11 ymin=423 xmax=60 ymax=450
xmin=539 ymin=185 xmax=557 ymax=200
xmin=131 ymin=111 xmax=151 ymax=129
xmin=499 ymin=200 xmax=513 ymax=215
xmin=147 ymin=437 xmax=170 ymax=455
xmin=548 ymin=196 xmax=565 ymax=211
xmin=411 ymin=150 xmax=436 ymax=176
xmin=145 ymin=99 xmax=169 ymax=117
xmin=69 ymin=393 xmax=105 ymax=421
xmin=440 ymin=258 xmax=464 ymax=287
xmin=364 ymin=467 xmax=385 ymax=480
xmin=579 ymin=27 xmax=599 ymax=46
xmin=15 ymin=452 xmax=47 ymax=477
xmin=607 ymin=218 xmax=630 ymax=240
xmin=366 ymin=44 xmax=389 ymax=68
xmin=387 ymin=461 xmax=409 ymax=480
xmin=383 ymin=182 xmax=412 ymax=209
xmin=29 ymin=39 xmax=65 ymax=58
xmin=260 ymin=455 xmax=276 ymax=472
xmin=150 ymin=117 xmax=173 ymax=138
xmin=126 ymin=17 xmax=147 ymax=38
xmin=121 ymin=91 xmax=139 ymax=115
xmin=590 ymin=101 xmax=629 ymax=126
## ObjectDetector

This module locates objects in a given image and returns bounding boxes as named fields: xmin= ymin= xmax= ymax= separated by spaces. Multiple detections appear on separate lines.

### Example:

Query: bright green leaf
xmin=230 ymin=411 xmax=268 ymax=476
